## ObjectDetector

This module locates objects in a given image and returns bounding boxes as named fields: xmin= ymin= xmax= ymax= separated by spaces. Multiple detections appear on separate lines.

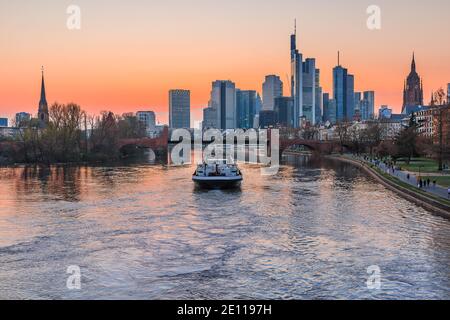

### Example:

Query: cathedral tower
xmin=402 ymin=53 xmax=423 ymax=113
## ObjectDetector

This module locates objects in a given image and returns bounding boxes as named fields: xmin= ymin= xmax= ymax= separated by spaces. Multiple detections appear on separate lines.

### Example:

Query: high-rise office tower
xmin=333 ymin=53 xmax=354 ymax=122
xmin=354 ymin=92 xmax=362 ymax=115
xmin=447 ymin=83 xmax=450 ymax=103
xmin=333 ymin=65 xmax=348 ymax=122
xmin=202 ymin=105 xmax=217 ymax=130
xmin=291 ymin=22 xmax=303 ymax=128
xmin=346 ymin=74 xmax=355 ymax=120
xmin=169 ymin=89 xmax=190 ymax=129
xmin=210 ymin=80 xmax=236 ymax=129
xmin=274 ymin=97 xmax=294 ymax=128
xmin=362 ymin=91 xmax=375 ymax=120
xmin=262 ymin=75 xmax=283 ymax=111
xmin=236 ymin=90 xmax=258 ymax=129
xmin=302 ymin=58 xmax=316 ymax=125
xmin=290 ymin=23 xmax=321 ymax=126
xmin=314 ymin=69 xmax=323 ymax=125
xmin=322 ymin=93 xmax=337 ymax=124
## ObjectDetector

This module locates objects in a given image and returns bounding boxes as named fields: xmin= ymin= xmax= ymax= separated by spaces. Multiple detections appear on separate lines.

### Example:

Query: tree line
xmin=0 ymin=103 xmax=147 ymax=164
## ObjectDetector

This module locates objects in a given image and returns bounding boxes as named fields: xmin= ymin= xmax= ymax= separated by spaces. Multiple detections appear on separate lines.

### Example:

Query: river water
xmin=0 ymin=154 xmax=449 ymax=300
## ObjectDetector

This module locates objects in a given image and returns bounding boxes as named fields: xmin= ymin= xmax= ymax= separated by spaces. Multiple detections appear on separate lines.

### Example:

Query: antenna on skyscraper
xmin=294 ymin=19 xmax=297 ymax=36
xmin=337 ymin=51 xmax=340 ymax=66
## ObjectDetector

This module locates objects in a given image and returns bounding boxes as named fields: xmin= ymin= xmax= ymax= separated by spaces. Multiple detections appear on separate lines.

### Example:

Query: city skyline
xmin=1 ymin=0 xmax=450 ymax=124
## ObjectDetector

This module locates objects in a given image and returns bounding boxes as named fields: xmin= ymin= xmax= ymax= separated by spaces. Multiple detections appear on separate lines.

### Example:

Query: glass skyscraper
xmin=236 ymin=90 xmax=258 ymax=129
xmin=169 ymin=89 xmax=190 ymax=128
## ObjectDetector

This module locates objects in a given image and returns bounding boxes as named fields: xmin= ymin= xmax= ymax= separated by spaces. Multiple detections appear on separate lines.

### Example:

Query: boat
xmin=192 ymin=158 xmax=243 ymax=189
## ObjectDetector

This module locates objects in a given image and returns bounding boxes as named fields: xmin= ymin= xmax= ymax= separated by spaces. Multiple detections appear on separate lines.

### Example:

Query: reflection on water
xmin=0 ymin=155 xmax=450 ymax=299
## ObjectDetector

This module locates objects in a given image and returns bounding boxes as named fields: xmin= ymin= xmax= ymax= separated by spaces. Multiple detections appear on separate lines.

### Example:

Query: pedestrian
xmin=427 ymin=179 xmax=430 ymax=187
xmin=407 ymin=173 xmax=410 ymax=180
xmin=419 ymin=180 xmax=423 ymax=188
xmin=448 ymin=187 xmax=450 ymax=199
xmin=433 ymin=180 xmax=436 ymax=187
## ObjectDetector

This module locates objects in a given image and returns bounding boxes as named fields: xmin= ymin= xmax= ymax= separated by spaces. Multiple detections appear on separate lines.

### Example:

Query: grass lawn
xmin=396 ymin=158 xmax=442 ymax=173
xmin=427 ymin=176 xmax=450 ymax=188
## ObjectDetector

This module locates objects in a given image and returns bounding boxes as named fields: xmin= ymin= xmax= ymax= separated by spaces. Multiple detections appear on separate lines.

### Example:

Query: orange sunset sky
xmin=1 ymin=0 xmax=449 ymax=126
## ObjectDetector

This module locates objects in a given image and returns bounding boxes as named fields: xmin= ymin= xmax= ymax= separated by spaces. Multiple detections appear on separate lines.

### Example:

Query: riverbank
xmin=327 ymin=154 xmax=450 ymax=220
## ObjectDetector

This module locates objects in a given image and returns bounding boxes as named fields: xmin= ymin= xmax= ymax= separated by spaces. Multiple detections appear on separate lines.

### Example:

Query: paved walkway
xmin=349 ymin=155 xmax=450 ymax=201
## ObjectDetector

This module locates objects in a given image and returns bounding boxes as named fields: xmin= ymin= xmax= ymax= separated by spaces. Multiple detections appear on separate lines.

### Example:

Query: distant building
xmin=315 ymin=69 xmax=323 ymax=125
xmin=274 ymin=97 xmax=294 ymax=128
xmin=346 ymin=74 xmax=355 ymax=120
xmin=290 ymin=24 xmax=303 ymax=128
xmin=378 ymin=106 xmax=393 ymax=119
xmin=361 ymin=91 xmax=375 ymax=120
xmin=202 ymin=106 xmax=217 ymax=130
xmin=333 ymin=59 xmax=354 ymax=122
xmin=379 ymin=115 xmax=404 ymax=139
xmin=0 ymin=118 xmax=8 ymax=127
xmin=236 ymin=90 xmax=258 ymax=129
xmin=416 ymin=107 xmax=436 ymax=138
xmin=169 ymin=89 xmax=190 ymax=129
xmin=402 ymin=53 xmax=424 ymax=113
xmin=432 ymin=105 xmax=450 ymax=150
xmin=136 ymin=111 xmax=156 ymax=136
xmin=322 ymin=93 xmax=337 ymax=124
xmin=354 ymin=92 xmax=362 ymax=115
xmin=302 ymin=59 xmax=317 ymax=124
xmin=15 ymin=112 xmax=31 ymax=127
xmin=38 ymin=67 xmax=49 ymax=128
xmin=259 ymin=110 xmax=277 ymax=128
xmin=447 ymin=83 xmax=450 ymax=103
xmin=262 ymin=75 xmax=283 ymax=112
xmin=210 ymin=80 xmax=236 ymax=129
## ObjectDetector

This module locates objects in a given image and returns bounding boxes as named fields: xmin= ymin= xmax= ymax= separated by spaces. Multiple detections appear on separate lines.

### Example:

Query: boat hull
xmin=192 ymin=176 xmax=242 ymax=189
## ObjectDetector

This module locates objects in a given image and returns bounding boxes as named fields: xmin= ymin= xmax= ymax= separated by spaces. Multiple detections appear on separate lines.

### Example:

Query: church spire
xmin=411 ymin=52 xmax=416 ymax=72
xmin=39 ymin=66 xmax=47 ymax=106
xmin=38 ymin=66 xmax=49 ymax=127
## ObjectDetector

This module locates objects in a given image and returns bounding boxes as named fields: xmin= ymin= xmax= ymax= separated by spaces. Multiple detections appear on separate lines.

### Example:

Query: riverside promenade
xmin=357 ymin=156 xmax=450 ymax=200
xmin=330 ymin=154 xmax=450 ymax=219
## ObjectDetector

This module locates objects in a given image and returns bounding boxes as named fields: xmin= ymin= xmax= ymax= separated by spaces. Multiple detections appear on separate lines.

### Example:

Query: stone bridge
xmin=118 ymin=127 xmax=169 ymax=151
xmin=278 ymin=138 xmax=339 ymax=154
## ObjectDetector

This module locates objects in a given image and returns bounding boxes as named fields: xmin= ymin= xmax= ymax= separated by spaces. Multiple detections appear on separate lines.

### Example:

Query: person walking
xmin=448 ymin=187 xmax=450 ymax=199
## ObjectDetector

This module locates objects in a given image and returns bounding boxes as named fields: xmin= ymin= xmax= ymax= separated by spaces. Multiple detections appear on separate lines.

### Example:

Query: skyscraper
xmin=314 ymin=69 xmax=323 ymax=125
xmin=333 ymin=64 xmax=348 ymax=122
xmin=302 ymin=58 xmax=316 ymax=125
xmin=322 ymin=93 xmax=337 ymax=124
xmin=169 ymin=89 xmax=191 ymax=129
xmin=346 ymin=74 xmax=355 ymax=120
xmin=38 ymin=67 xmax=49 ymax=128
xmin=202 ymin=106 xmax=217 ymax=130
xmin=290 ymin=23 xmax=321 ymax=126
xmin=236 ymin=90 xmax=258 ymax=129
xmin=274 ymin=97 xmax=294 ymax=128
xmin=333 ymin=54 xmax=354 ymax=122
xmin=210 ymin=80 xmax=236 ymax=129
xmin=291 ymin=22 xmax=303 ymax=128
xmin=402 ymin=53 xmax=423 ymax=113
xmin=447 ymin=83 xmax=450 ymax=104
xmin=354 ymin=92 xmax=362 ymax=120
xmin=362 ymin=91 xmax=375 ymax=120
xmin=262 ymin=75 xmax=283 ymax=111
